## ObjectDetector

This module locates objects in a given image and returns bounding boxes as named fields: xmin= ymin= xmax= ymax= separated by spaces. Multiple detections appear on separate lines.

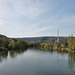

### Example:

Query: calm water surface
xmin=0 ymin=48 xmax=75 ymax=75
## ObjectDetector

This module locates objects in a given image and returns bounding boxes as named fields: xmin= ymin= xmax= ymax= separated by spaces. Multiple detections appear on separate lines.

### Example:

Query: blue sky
xmin=0 ymin=0 xmax=75 ymax=37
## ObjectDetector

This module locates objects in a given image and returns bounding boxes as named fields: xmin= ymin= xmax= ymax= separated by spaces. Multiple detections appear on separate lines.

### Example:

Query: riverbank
xmin=41 ymin=46 xmax=75 ymax=53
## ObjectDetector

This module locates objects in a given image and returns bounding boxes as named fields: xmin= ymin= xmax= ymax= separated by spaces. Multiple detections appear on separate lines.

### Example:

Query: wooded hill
xmin=0 ymin=34 xmax=8 ymax=39
xmin=0 ymin=34 xmax=69 ymax=43
xmin=17 ymin=36 xmax=68 ymax=43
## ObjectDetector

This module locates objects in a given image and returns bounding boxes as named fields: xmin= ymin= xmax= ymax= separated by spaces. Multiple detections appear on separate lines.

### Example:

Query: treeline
xmin=41 ymin=35 xmax=75 ymax=53
xmin=0 ymin=37 xmax=41 ymax=51
xmin=0 ymin=38 xmax=29 ymax=50
xmin=0 ymin=37 xmax=39 ymax=51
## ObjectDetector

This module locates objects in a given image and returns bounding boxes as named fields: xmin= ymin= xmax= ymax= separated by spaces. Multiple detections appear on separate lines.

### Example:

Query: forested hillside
xmin=17 ymin=36 xmax=68 ymax=43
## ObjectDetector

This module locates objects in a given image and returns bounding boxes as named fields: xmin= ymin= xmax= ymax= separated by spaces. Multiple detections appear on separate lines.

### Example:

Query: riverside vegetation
xmin=0 ymin=34 xmax=75 ymax=54
xmin=41 ymin=35 xmax=75 ymax=53
xmin=0 ymin=37 xmax=39 ymax=51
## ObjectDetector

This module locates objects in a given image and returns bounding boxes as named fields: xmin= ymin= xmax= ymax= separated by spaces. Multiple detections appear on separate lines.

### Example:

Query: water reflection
xmin=9 ymin=50 xmax=17 ymax=58
xmin=0 ymin=51 xmax=8 ymax=63
xmin=0 ymin=48 xmax=75 ymax=75
xmin=9 ymin=48 xmax=27 ymax=58
xmin=41 ymin=47 xmax=75 ymax=69
xmin=0 ymin=48 xmax=27 ymax=62
xmin=0 ymin=48 xmax=75 ymax=69
xmin=68 ymin=53 xmax=75 ymax=69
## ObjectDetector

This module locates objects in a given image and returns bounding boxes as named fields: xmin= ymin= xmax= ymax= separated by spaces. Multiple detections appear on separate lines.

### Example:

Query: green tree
xmin=1 ymin=39 xmax=9 ymax=48
xmin=55 ymin=42 xmax=61 ymax=50
xmin=0 ymin=38 xmax=2 ymax=47
xmin=8 ymin=40 xmax=16 ymax=50
xmin=68 ymin=35 xmax=75 ymax=51
xmin=15 ymin=41 xmax=22 ymax=49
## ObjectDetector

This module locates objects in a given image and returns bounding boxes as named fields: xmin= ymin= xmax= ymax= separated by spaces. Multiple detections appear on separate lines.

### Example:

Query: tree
xmin=8 ymin=40 xmax=15 ymax=50
xmin=48 ymin=42 xmax=54 ymax=50
xmin=0 ymin=38 xmax=2 ymax=47
xmin=55 ymin=42 xmax=61 ymax=50
xmin=68 ymin=35 xmax=75 ymax=51
xmin=15 ymin=41 xmax=22 ymax=49
xmin=1 ymin=39 xmax=9 ymax=48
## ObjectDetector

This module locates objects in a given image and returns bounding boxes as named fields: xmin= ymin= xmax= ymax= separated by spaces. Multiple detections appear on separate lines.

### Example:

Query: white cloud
xmin=5 ymin=0 xmax=47 ymax=19
xmin=0 ymin=20 xmax=6 ymax=26
xmin=0 ymin=0 xmax=75 ymax=37
xmin=34 ymin=26 xmax=54 ymax=33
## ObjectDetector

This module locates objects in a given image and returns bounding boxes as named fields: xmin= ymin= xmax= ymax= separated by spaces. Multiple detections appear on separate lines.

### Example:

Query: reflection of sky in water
xmin=0 ymin=48 xmax=75 ymax=75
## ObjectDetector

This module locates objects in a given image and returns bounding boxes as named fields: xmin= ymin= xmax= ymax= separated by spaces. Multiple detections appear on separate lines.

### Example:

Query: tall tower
xmin=57 ymin=29 xmax=59 ymax=43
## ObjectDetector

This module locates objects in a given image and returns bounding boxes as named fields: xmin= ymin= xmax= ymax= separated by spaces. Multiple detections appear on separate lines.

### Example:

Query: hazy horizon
xmin=0 ymin=0 xmax=75 ymax=38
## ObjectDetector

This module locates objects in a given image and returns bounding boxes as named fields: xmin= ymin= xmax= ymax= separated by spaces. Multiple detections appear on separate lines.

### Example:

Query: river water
xmin=0 ymin=48 xmax=75 ymax=75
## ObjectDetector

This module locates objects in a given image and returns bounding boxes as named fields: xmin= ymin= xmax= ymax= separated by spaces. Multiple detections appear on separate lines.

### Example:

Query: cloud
xmin=5 ymin=0 xmax=47 ymax=19
xmin=0 ymin=0 xmax=75 ymax=37
xmin=0 ymin=20 xmax=6 ymax=26
xmin=34 ymin=26 xmax=54 ymax=33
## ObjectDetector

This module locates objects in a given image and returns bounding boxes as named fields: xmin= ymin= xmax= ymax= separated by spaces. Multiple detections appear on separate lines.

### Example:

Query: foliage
xmin=68 ymin=35 xmax=75 ymax=51
xmin=15 ymin=41 xmax=22 ymax=49
xmin=0 ymin=38 xmax=9 ymax=48
xmin=8 ymin=40 xmax=16 ymax=50
xmin=0 ymin=34 xmax=75 ymax=53
xmin=41 ymin=42 xmax=54 ymax=50
xmin=0 ymin=36 xmax=40 ymax=50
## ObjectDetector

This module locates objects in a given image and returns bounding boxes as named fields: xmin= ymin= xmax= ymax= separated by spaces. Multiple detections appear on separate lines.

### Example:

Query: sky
xmin=0 ymin=0 xmax=75 ymax=38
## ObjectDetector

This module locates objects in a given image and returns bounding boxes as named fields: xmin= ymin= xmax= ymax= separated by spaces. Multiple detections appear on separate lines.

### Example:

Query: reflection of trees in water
xmin=41 ymin=47 xmax=69 ymax=55
xmin=0 ymin=48 xmax=27 ymax=63
xmin=9 ymin=48 xmax=27 ymax=58
xmin=0 ymin=51 xmax=8 ymax=63
xmin=56 ymin=50 xmax=68 ymax=56
xmin=68 ymin=53 xmax=75 ymax=69
xmin=9 ymin=50 xmax=17 ymax=58
xmin=41 ymin=47 xmax=54 ymax=54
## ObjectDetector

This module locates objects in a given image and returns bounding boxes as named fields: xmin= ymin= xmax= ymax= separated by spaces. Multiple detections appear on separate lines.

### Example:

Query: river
xmin=0 ymin=47 xmax=75 ymax=75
